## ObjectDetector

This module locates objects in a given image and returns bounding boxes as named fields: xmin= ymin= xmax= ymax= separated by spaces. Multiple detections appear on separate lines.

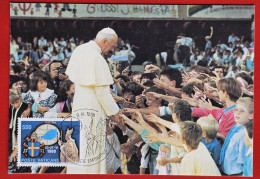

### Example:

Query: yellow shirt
xmin=180 ymin=142 xmax=221 ymax=176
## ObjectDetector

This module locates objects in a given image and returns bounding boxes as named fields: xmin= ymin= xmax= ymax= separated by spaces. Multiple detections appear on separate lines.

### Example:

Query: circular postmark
xmin=59 ymin=108 xmax=114 ymax=167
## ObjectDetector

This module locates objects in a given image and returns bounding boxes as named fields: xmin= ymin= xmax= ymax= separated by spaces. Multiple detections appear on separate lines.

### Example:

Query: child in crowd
xmin=120 ymin=112 xmax=165 ymax=174
xmin=145 ymin=100 xmax=191 ymax=175
xmin=219 ymin=97 xmax=253 ymax=176
xmin=24 ymin=71 xmax=57 ymax=118
xmin=189 ymin=78 xmax=242 ymax=142
xmin=243 ymin=120 xmax=253 ymax=176
xmin=179 ymin=121 xmax=221 ymax=176
xmin=196 ymin=114 xmax=222 ymax=166
xmin=44 ymin=79 xmax=74 ymax=118
xmin=9 ymin=89 xmax=30 ymax=163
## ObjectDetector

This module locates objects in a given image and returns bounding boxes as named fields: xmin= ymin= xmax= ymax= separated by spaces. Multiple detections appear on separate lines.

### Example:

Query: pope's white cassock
xmin=65 ymin=40 xmax=119 ymax=174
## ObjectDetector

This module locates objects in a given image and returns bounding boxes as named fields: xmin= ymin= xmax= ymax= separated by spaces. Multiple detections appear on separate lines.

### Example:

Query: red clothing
xmin=192 ymin=107 xmax=236 ymax=136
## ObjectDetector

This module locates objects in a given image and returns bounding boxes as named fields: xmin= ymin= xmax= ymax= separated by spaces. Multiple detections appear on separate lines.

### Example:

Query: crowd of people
xmin=9 ymin=24 xmax=254 ymax=176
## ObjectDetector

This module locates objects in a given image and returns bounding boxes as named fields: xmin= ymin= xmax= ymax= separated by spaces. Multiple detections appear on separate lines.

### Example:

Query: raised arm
xmin=145 ymin=133 xmax=182 ymax=147
xmin=123 ymin=107 xmax=160 ymax=116
xmin=120 ymin=114 xmax=143 ymax=134
xmin=134 ymin=111 xmax=158 ymax=134
xmin=146 ymin=113 xmax=174 ymax=131
xmin=146 ymin=92 xmax=181 ymax=103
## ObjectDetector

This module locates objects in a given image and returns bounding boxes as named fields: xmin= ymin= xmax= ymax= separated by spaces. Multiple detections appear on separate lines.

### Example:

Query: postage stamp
xmin=17 ymin=118 xmax=80 ymax=167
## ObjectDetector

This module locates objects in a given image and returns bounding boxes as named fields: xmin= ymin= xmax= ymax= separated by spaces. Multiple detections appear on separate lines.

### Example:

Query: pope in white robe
xmin=65 ymin=28 xmax=120 ymax=174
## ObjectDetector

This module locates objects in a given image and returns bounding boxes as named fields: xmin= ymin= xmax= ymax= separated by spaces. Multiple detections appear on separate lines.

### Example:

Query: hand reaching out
xmin=119 ymin=114 xmax=130 ymax=124
xmin=112 ymin=93 xmax=126 ymax=103
xmin=153 ymin=78 xmax=168 ymax=89
xmin=198 ymin=98 xmax=213 ymax=109
xmin=122 ymin=108 xmax=136 ymax=116
xmin=209 ymin=76 xmax=220 ymax=83
xmin=198 ymin=72 xmax=210 ymax=79
xmin=182 ymin=96 xmax=199 ymax=107
xmin=145 ymin=133 xmax=160 ymax=144
xmin=145 ymin=113 xmax=160 ymax=123
xmin=193 ymin=86 xmax=205 ymax=100
xmin=135 ymin=95 xmax=145 ymax=108
xmin=114 ymin=78 xmax=122 ymax=84
xmin=122 ymin=100 xmax=137 ymax=108
xmin=134 ymin=111 xmax=144 ymax=123
xmin=146 ymin=64 xmax=162 ymax=74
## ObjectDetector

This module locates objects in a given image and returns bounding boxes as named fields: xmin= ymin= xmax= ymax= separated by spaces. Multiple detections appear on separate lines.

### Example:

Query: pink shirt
xmin=192 ymin=107 xmax=236 ymax=136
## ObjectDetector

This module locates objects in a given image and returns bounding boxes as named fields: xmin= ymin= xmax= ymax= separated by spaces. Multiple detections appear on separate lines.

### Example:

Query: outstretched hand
xmin=145 ymin=113 xmax=160 ymax=123
xmin=153 ymin=78 xmax=168 ymax=89
xmin=109 ymin=110 xmax=123 ymax=124
xmin=122 ymin=108 xmax=136 ymax=116
xmin=182 ymin=96 xmax=199 ymax=107
xmin=198 ymin=98 xmax=213 ymax=109
xmin=135 ymin=95 xmax=145 ymax=108
xmin=145 ymin=133 xmax=160 ymax=144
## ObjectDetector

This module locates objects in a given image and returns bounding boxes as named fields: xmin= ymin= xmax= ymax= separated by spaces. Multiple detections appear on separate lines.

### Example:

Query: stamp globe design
xmin=35 ymin=124 xmax=60 ymax=146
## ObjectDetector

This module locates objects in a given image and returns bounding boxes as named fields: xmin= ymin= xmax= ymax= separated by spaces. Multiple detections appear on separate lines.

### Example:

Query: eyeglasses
xmin=233 ymin=107 xmax=248 ymax=113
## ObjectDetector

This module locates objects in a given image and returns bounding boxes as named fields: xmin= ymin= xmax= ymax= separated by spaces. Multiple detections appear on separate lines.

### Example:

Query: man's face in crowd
xmin=50 ymin=62 xmax=62 ymax=78
xmin=103 ymin=35 xmax=118 ymax=55
xmin=160 ymin=75 xmax=175 ymax=87
xmin=213 ymin=68 xmax=224 ymax=78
